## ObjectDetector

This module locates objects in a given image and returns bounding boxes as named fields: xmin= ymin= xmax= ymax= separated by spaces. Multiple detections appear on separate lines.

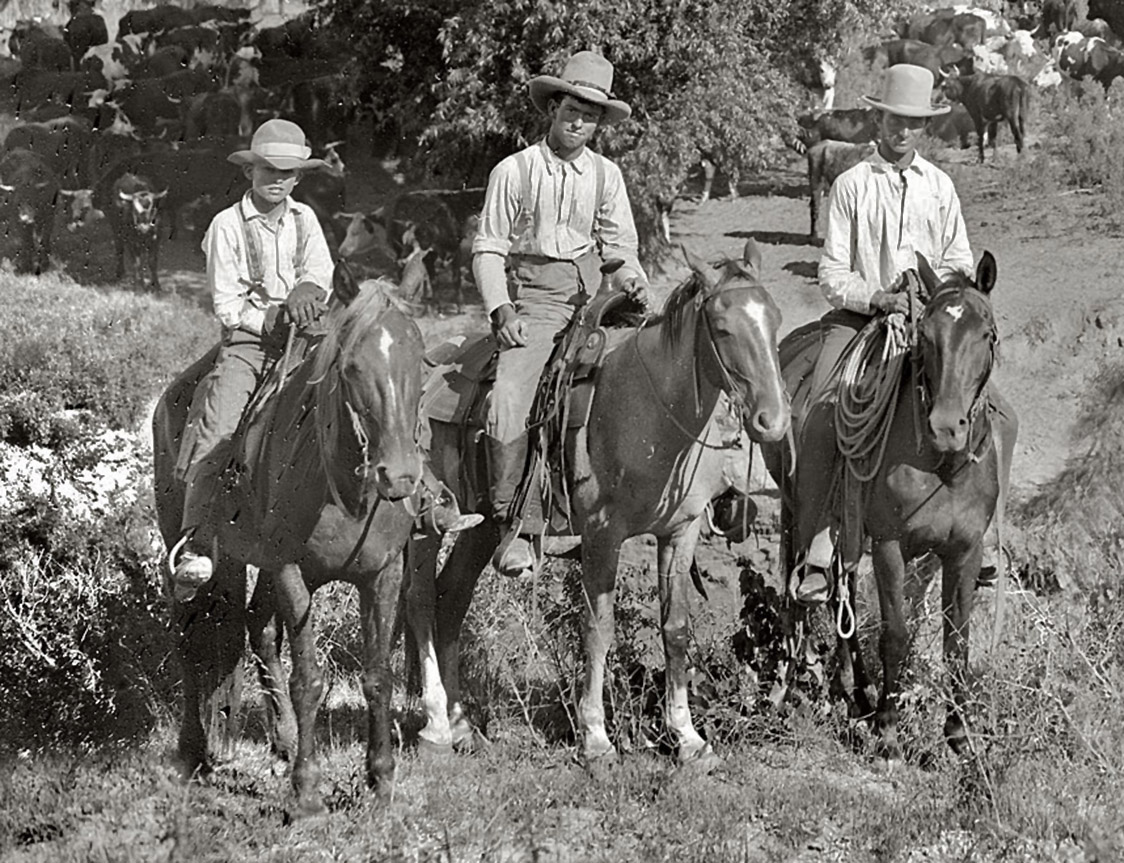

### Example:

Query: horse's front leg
xmin=247 ymin=569 xmax=297 ymax=765
xmin=433 ymin=521 xmax=500 ymax=740
xmin=274 ymin=563 xmax=326 ymax=817
xmin=175 ymin=556 xmax=246 ymax=778
xmin=871 ymin=539 xmax=909 ymax=762
xmin=578 ymin=526 xmax=625 ymax=764
xmin=657 ymin=520 xmax=716 ymax=768
xmin=358 ymin=554 xmax=404 ymax=796
xmin=940 ymin=541 xmax=983 ymax=756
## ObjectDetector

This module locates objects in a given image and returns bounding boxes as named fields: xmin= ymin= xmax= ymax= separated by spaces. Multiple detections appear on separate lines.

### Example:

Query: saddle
xmin=421 ymin=289 xmax=641 ymax=530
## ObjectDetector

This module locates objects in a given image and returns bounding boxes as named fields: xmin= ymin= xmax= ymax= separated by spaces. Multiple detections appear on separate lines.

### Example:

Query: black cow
xmin=795 ymin=107 xmax=880 ymax=152
xmin=107 ymin=172 xmax=166 ymax=291
xmin=3 ymin=117 xmax=94 ymax=187
xmin=915 ymin=10 xmax=988 ymax=48
xmin=11 ymin=66 xmax=106 ymax=117
xmin=1066 ymin=38 xmax=1124 ymax=87
xmin=942 ymin=72 xmax=1030 ymax=163
xmin=20 ymin=29 xmax=73 ymax=72
xmin=806 ymin=140 xmax=875 ymax=238
xmin=873 ymin=39 xmax=973 ymax=78
xmin=95 ymin=146 xmax=243 ymax=237
xmin=63 ymin=10 xmax=107 ymax=67
xmin=0 ymin=148 xmax=59 ymax=274
xmin=118 ymin=6 xmax=196 ymax=38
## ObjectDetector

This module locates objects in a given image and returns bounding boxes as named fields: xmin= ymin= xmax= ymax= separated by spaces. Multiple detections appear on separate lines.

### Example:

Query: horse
xmin=404 ymin=240 xmax=791 ymax=767
xmin=152 ymin=269 xmax=426 ymax=816
xmin=763 ymin=251 xmax=1015 ymax=761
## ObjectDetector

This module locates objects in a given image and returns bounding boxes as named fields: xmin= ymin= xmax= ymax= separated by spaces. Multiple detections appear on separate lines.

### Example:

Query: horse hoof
xmin=451 ymin=717 xmax=489 ymax=753
xmin=581 ymin=747 xmax=619 ymax=777
xmin=416 ymin=737 xmax=454 ymax=761
xmin=676 ymin=744 xmax=722 ymax=775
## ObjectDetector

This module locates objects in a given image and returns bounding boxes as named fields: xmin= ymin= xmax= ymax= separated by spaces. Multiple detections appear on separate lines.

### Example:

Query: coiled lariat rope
xmin=835 ymin=313 xmax=910 ymax=483
xmin=827 ymin=311 xmax=912 ymax=639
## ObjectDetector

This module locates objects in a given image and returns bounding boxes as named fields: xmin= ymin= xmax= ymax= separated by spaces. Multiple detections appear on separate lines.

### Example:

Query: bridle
xmin=635 ymin=279 xmax=771 ymax=450
xmin=911 ymin=282 xmax=998 ymax=460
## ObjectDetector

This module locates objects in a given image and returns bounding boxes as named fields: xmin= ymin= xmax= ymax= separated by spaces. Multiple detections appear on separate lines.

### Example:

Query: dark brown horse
xmin=405 ymin=242 xmax=791 ymax=766
xmin=765 ymin=252 xmax=1015 ymax=760
xmin=152 ymin=276 xmax=425 ymax=815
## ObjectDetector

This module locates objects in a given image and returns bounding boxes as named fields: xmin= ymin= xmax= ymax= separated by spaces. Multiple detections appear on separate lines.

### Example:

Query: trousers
xmin=177 ymin=329 xmax=280 ymax=536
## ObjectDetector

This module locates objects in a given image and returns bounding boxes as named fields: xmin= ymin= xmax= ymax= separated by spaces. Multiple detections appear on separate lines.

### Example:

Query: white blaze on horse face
xmin=946 ymin=304 xmax=965 ymax=321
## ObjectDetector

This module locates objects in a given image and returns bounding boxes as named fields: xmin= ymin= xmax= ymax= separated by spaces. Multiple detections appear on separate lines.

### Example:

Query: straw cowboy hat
xmin=861 ymin=64 xmax=950 ymax=117
xmin=228 ymin=119 xmax=329 ymax=171
xmin=529 ymin=51 xmax=631 ymax=124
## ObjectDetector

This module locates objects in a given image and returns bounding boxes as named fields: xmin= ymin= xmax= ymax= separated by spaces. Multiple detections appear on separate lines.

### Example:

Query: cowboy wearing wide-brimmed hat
xmin=471 ymin=50 xmax=650 ymax=578
xmin=168 ymin=118 xmax=336 ymax=600
xmin=786 ymin=63 xmax=1017 ymax=606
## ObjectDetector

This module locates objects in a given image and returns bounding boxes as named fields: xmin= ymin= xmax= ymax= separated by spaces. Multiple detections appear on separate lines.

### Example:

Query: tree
xmin=317 ymin=0 xmax=895 ymax=259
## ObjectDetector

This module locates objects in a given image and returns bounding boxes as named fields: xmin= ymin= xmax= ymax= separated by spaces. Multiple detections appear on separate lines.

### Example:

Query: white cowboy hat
xmin=528 ymin=51 xmax=631 ymax=124
xmin=861 ymin=64 xmax=950 ymax=117
xmin=228 ymin=119 xmax=329 ymax=171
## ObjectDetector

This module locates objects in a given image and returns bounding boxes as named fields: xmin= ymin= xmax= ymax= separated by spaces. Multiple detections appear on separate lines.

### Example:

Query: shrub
xmin=0 ymin=271 xmax=215 ymax=445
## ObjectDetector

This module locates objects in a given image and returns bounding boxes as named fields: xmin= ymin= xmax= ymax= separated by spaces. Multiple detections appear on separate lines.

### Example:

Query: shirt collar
xmin=537 ymin=138 xmax=588 ymax=176
xmin=867 ymin=149 xmax=931 ymax=177
xmin=239 ymin=191 xmax=291 ymax=223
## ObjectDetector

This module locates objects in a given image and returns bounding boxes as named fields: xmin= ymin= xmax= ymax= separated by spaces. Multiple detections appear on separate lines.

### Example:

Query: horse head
xmin=679 ymin=239 xmax=791 ymax=443
xmin=914 ymin=251 xmax=998 ymax=454
xmin=311 ymin=269 xmax=425 ymax=508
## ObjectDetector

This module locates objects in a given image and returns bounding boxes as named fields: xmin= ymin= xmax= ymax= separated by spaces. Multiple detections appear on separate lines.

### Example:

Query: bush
xmin=0 ymin=428 xmax=174 ymax=752
xmin=0 ymin=271 xmax=215 ymax=445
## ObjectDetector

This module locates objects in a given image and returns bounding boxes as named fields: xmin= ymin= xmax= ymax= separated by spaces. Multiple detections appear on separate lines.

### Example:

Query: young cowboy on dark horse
xmin=170 ymin=119 xmax=474 ymax=600
xmin=472 ymin=50 xmax=654 ymax=577
xmin=790 ymin=64 xmax=1018 ymax=604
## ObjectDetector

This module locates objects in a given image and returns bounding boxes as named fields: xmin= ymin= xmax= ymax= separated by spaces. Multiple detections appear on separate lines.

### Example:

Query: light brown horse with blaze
xmin=405 ymin=241 xmax=791 ymax=767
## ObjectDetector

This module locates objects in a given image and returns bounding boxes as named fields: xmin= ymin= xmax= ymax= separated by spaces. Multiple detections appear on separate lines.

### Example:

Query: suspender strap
xmin=238 ymin=204 xmax=308 ymax=289
xmin=515 ymin=149 xmax=534 ymax=218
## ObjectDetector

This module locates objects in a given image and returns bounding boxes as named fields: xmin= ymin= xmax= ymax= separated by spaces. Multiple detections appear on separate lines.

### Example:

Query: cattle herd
xmin=0 ymin=0 xmax=480 ymax=306
xmin=801 ymin=0 xmax=1124 ymax=237
xmin=0 ymin=1 xmax=1120 ymax=292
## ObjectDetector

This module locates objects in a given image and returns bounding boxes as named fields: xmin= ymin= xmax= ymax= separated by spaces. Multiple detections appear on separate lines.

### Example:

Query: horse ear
xmin=914 ymin=252 xmax=941 ymax=295
xmin=332 ymin=259 xmax=361 ymax=305
xmin=681 ymin=245 xmax=715 ymax=290
xmin=975 ymin=251 xmax=997 ymax=294
xmin=742 ymin=238 xmax=762 ymax=279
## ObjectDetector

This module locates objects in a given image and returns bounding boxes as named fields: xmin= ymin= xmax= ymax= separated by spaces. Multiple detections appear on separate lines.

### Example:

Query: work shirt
xmin=203 ymin=193 xmax=334 ymax=334
xmin=819 ymin=150 xmax=973 ymax=314
xmin=473 ymin=139 xmax=646 ymax=314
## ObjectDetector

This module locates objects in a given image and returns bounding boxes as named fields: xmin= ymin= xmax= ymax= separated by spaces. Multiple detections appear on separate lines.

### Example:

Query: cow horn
xmin=0 ymin=184 xmax=16 ymax=192
xmin=119 ymin=190 xmax=135 ymax=201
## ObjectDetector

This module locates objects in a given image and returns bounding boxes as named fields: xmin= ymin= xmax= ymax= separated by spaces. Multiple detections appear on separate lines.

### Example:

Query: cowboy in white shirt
xmin=473 ymin=51 xmax=651 ymax=577
xmin=792 ymin=64 xmax=1017 ymax=603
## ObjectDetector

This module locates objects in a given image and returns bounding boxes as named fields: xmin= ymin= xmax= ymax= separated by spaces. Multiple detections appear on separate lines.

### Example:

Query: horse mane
xmin=653 ymin=257 xmax=751 ymax=349
xmin=273 ymin=282 xmax=395 ymax=513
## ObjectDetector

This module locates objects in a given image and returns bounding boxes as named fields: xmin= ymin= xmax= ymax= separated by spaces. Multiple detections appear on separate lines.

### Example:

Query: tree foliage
xmin=318 ymin=0 xmax=896 ymax=258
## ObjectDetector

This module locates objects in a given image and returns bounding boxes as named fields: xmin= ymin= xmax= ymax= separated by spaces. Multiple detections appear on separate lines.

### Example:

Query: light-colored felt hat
xmin=228 ymin=119 xmax=329 ymax=171
xmin=861 ymin=64 xmax=950 ymax=117
xmin=528 ymin=51 xmax=631 ymax=124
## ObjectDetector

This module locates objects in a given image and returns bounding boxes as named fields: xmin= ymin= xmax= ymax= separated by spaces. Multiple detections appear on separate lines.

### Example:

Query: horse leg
xmin=175 ymin=556 xmax=246 ymax=777
xmin=657 ymin=522 xmax=716 ymax=768
xmin=434 ymin=522 xmax=500 ymax=737
xmin=274 ymin=563 xmax=326 ymax=817
xmin=577 ymin=527 xmax=625 ymax=763
xmin=871 ymin=539 xmax=909 ymax=761
xmin=246 ymin=569 xmax=297 ymax=764
xmin=405 ymin=531 xmax=455 ymax=751
xmin=358 ymin=555 xmax=404 ymax=796
xmin=940 ymin=543 xmax=983 ymax=755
